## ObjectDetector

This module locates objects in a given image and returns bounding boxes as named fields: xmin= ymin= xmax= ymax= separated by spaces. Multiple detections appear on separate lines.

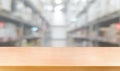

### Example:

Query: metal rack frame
xmin=68 ymin=0 xmax=120 ymax=47
xmin=0 ymin=0 xmax=50 ymax=46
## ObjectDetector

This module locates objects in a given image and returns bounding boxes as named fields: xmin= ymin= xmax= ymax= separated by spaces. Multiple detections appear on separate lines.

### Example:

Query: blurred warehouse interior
xmin=0 ymin=0 xmax=120 ymax=47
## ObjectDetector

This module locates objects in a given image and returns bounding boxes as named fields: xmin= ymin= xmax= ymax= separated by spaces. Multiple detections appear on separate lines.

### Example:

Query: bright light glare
xmin=55 ymin=0 xmax=62 ymax=4
xmin=31 ymin=27 xmax=38 ymax=32
xmin=53 ymin=7 xmax=65 ymax=26
xmin=55 ymin=5 xmax=64 ymax=11
xmin=44 ymin=5 xmax=53 ymax=11
xmin=81 ymin=0 xmax=88 ymax=2
xmin=71 ymin=18 xmax=77 ymax=22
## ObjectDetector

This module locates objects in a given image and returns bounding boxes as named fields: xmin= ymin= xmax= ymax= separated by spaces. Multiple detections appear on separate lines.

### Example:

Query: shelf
xmin=77 ymin=0 xmax=96 ymax=17
xmin=73 ymin=35 xmax=120 ymax=45
xmin=23 ymin=35 xmax=42 ymax=40
xmin=0 ymin=41 xmax=16 ymax=46
xmin=0 ymin=12 xmax=40 ymax=28
xmin=0 ymin=39 xmax=18 ymax=46
xmin=97 ymin=37 xmax=119 ymax=45
xmin=69 ymin=11 xmax=120 ymax=46
xmin=69 ymin=11 xmax=120 ymax=33
xmin=68 ymin=25 xmax=89 ymax=33
xmin=92 ymin=11 xmax=120 ymax=27
xmin=71 ymin=35 xmax=90 ymax=42
xmin=21 ymin=0 xmax=49 ymax=28
xmin=22 ymin=0 xmax=39 ymax=14
xmin=0 ymin=35 xmax=41 ymax=44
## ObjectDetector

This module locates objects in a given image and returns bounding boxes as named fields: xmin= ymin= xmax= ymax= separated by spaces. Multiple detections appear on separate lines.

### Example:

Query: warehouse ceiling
xmin=30 ymin=0 xmax=89 ymax=25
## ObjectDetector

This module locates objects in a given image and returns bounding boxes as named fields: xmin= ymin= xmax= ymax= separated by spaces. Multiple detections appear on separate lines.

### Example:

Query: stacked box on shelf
xmin=105 ymin=24 xmax=116 ymax=42
xmin=35 ymin=16 xmax=40 ymax=26
xmin=17 ymin=6 xmax=33 ymax=22
xmin=99 ymin=0 xmax=109 ymax=17
xmin=99 ymin=27 xmax=110 ymax=40
xmin=87 ymin=0 xmax=120 ymax=22
xmin=89 ymin=30 xmax=96 ymax=38
xmin=88 ymin=1 xmax=99 ymax=22
xmin=115 ymin=31 xmax=120 ymax=43
xmin=115 ymin=0 xmax=120 ymax=11
xmin=99 ymin=23 xmax=120 ymax=43
xmin=21 ymin=7 xmax=32 ymax=22
xmin=29 ymin=0 xmax=41 ymax=12
xmin=12 ymin=0 xmax=25 ymax=19
xmin=0 ymin=0 xmax=12 ymax=13
xmin=79 ymin=14 xmax=87 ymax=27
xmin=77 ymin=14 xmax=86 ymax=27
xmin=32 ymin=14 xmax=39 ymax=26
xmin=111 ymin=23 xmax=120 ymax=43
xmin=6 ymin=23 xmax=18 ymax=41
xmin=109 ymin=0 xmax=116 ymax=13
xmin=12 ymin=0 xmax=33 ymax=22
xmin=20 ymin=6 xmax=27 ymax=20
xmin=98 ymin=0 xmax=120 ymax=17
xmin=17 ymin=27 xmax=23 ymax=38
xmin=109 ymin=0 xmax=120 ymax=14
xmin=24 ymin=7 xmax=33 ymax=22
xmin=0 ymin=26 xmax=7 ymax=42
xmin=0 ymin=22 xmax=18 ymax=42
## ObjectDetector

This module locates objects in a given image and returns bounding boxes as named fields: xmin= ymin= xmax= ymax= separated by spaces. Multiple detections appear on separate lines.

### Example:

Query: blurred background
xmin=0 ymin=0 xmax=120 ymax=47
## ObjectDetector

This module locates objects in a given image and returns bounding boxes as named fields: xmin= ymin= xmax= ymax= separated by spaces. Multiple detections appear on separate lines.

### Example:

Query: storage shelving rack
xmin=0 ymin=0 xmax=49 ymax=46
xmin=20 ymin=0 xmax=50 ymax=47
xmin=68 ymin=0 xmax=120 ymax=47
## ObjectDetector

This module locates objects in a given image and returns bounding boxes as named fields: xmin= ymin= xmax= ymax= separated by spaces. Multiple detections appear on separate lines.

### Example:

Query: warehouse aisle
xmin=0 ymin=0 xmax=120 ymax=47
xmin=50 ymin=6 xmax=67 ymax=47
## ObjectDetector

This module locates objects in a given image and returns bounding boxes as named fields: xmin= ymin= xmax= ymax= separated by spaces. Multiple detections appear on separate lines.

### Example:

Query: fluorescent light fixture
xmin=53 ymin=5 xmax=65 ymax=26
xmin=31 ymin=27 xmax=39 ymax=32
xmin=54 ymin=5 xmax=64 ymax=11
xmin=81 ymin=0 xmax=88 ymax=2
xmin=55 ymin=0 xmax=62 ymax=4
xmin=71 ymin=18 xmax=77 ymax=22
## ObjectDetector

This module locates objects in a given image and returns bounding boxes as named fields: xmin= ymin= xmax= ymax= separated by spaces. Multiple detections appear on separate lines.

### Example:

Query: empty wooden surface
xmin=0 ymin=48 xmax=119 ymax=66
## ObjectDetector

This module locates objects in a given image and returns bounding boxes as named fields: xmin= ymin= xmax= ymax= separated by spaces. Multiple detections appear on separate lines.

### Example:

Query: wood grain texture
xmin=0 ymin=47 xmax=119 ymax=66
xmin=0 ymin=67 xmax=120 ymax=71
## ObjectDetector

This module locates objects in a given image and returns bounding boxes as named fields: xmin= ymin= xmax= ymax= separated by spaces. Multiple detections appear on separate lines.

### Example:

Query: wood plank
xmin=0 ymin=67 xmax=120 ymax=71
xmin=0 ymin=48 xmax=119 ymax=66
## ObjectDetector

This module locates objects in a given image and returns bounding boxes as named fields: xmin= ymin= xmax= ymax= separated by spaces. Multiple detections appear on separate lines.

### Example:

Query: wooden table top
xmin=0 ymin=47 xmax=119 ymax=66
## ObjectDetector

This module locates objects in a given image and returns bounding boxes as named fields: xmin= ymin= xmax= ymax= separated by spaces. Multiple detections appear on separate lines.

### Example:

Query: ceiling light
xmin=31 ymin=27 xmax=39 ymax=32
xmin=54 ymin=5 xmax=64 ymax=11
xmin=81 ymin=0 xmax=87 ymax=2
xmin=71 ymin=18 xmax=77 ymax=22
xmin=55 ymin=0 xmax=62 ymax=4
